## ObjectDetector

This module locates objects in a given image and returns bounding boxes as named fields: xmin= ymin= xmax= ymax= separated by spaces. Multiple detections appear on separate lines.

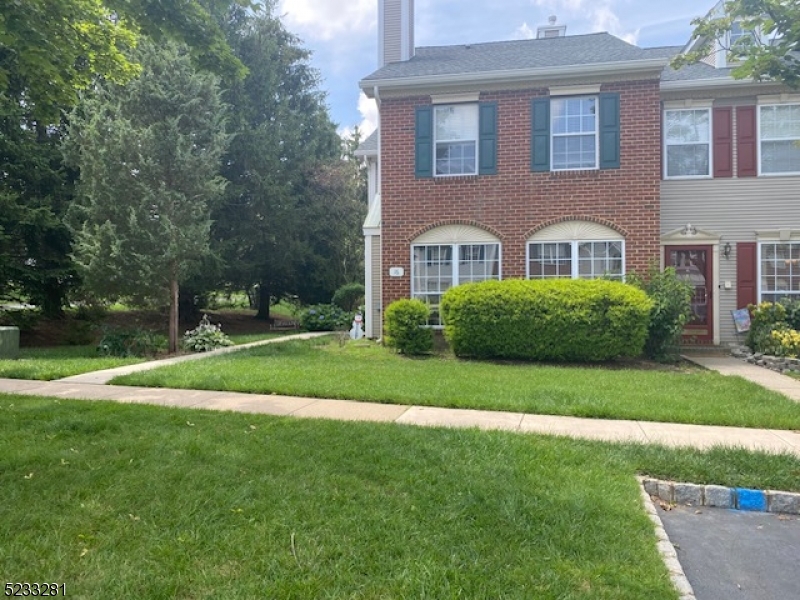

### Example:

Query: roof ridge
xmin=414 ymin=31 xmax=625 ymax=52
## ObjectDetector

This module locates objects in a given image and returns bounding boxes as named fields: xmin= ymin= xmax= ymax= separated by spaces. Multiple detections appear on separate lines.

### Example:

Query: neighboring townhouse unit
xmin=360 ymin=0 xmax=799 ymax=346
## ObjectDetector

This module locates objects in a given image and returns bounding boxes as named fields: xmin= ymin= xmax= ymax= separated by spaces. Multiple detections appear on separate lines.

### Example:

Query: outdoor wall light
xmin=723 ymin=242 xmax=732 ymax=260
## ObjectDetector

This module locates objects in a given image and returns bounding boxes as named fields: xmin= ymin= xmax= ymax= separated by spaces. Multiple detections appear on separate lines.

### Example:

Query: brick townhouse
xmin=358 ymin=0 xmax=800 ymax=345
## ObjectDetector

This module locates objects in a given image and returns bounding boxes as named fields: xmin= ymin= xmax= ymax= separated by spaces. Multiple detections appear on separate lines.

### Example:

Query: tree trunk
xmin=169 ymin=277 xmax=179 ymax=354
xmin=255 ymin=282 xmax=271 ymax=320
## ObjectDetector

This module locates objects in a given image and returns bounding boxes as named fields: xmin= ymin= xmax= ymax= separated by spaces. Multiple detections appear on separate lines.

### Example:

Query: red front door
xmin=665 ymin=245 xmax=714 ymax=343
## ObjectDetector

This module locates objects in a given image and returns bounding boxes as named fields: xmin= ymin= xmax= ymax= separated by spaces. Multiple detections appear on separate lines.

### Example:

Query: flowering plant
xmin=183 ymin=314 xmax=234 ymax=352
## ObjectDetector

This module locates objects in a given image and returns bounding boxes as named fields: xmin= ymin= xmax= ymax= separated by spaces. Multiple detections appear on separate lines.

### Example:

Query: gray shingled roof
xmin=361 ymin=33 xmax=669 ymax=82
xmin=662 ymin=61 xmax=734 ymax=82
xmin=354 ymin=130 xmax=377 ymax=157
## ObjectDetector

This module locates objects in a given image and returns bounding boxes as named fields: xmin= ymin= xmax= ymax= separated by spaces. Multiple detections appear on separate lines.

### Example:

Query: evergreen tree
xmin=65 ymin=41 xmax=228 ymax=352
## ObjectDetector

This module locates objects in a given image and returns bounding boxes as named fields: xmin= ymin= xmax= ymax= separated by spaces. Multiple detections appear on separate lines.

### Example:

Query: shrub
xmin=383 ymin=299 xmax=433 ymax=355
xmin=97 ymin=327 xmax=167 ymax=357
xmin=299 ymin=304 xmax=349 ymax=332
xmin=780 ymin=298 xmax=800 ymax=331
xmin=0 ymin=308 xmax=41 ymax=331
xmin=183 ymin=314 xmax=234 ymax=352
xmin=746 ymin=302 xmax=787 ymax=354
xmin=627 ymin=266 xmax=693 ymax=362
xmin=332 ymin=283 xmax=365 ymax=313
xmin=440 ymin=279 xmax=652 ymax=362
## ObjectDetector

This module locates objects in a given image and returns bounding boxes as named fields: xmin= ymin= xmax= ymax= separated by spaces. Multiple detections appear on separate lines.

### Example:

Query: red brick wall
xmin=379 ymin=79 xmax=663 ymax=312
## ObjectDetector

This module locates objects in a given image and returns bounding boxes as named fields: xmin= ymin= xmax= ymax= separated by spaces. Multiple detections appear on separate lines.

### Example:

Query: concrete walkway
xmin=1 ymin=349 xmax=800 ymax=456
xmin=685 ymin=354 xmax=800 ymax=402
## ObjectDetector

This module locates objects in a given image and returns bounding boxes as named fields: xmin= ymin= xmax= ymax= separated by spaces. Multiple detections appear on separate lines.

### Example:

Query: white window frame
xmin=434 ymin=103 xmax=479 ymax=177
xmin=411 ymin=241 xmax=502 ymax=327
xmin=663 ymin=107 xmax=712 ymax=179
xmin=757 ymin=241 xmax=800 ymax=303
xmin=757 ymin=102 xmax=800 ymax=176
xmin=550 ymin=96 xmax=599 ymax=171
xmin=526 ymin=240 xmax=626 ymax=280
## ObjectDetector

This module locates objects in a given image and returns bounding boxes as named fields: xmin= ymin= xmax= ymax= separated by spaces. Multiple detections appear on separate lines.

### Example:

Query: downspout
xmin=364 ymin=85 xmax=383 ymax=339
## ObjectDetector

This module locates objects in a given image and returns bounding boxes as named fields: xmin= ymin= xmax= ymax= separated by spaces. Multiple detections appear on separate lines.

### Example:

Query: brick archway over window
xmin=525 ymin=215 xmax=629 ymax=240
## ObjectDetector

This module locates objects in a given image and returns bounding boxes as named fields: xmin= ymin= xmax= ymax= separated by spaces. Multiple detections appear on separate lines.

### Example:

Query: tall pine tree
xmin=65 ymin=41 xmax=228 ymax=352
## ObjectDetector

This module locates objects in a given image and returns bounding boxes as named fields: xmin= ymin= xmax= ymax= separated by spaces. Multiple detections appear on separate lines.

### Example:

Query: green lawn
xmin=113 ymin=337 xmax=800 ymax=430
xmin=3 ymin=395 xmax=800 ymax=598
xmin=0 ymin=346 xmax=143 ymax=380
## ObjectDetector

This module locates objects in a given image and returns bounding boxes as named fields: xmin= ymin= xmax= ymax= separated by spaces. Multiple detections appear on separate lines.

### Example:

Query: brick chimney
xmin=379 ymin=0 xmax=414 ymax=66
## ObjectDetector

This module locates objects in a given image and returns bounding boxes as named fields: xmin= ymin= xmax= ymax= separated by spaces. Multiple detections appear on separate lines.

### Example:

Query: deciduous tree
xmin=674 ymin=0 xmax=800 ymax=88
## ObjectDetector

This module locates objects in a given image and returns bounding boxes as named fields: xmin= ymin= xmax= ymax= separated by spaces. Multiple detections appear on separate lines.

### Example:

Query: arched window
xmin=411 ymin=225 xmax=501 ymax=326
xmin=527 ymin=221 xmax=624 ymax=280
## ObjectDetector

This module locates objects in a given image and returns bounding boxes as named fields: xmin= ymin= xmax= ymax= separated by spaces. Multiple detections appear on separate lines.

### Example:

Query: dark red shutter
xmin=736 ymin=242 xmax=757 ymax=309
xmin=713 ymin=107 xmax=733 ymax=177
xmin=736 ymin=106 xmax=757 ymax=177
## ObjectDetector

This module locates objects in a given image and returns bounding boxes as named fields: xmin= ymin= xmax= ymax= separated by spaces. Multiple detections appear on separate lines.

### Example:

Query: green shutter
xmin=598 ymin=93 xmax=620 ymax=170
xmin=415 ymin=106 xmax=433 ymax=178
xmin=531 ymin=98 xmax=550 ymax=172
xmin=478 ymin=102 xmax=497 ymax=175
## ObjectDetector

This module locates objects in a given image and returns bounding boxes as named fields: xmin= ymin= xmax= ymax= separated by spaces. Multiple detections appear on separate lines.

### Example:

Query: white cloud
xmin=278 ymin=0 xmax=376 ymax=42
xmin=338 ymin=92 xmax=377 ymax=139
xmin=513 ymin=22 xmax=535 ymax=40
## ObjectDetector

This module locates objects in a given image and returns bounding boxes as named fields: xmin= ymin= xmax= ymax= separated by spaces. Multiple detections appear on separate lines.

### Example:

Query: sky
xmin=276 ymin=0 xmax=713 ymax=139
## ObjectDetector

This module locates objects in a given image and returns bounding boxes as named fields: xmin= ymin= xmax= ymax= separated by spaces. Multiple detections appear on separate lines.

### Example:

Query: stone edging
xmin=638 ymin=478 xmax=696 ymax=600
xmin=641 ymin=477 xmax=800 ymax=514
xmin=730 ymin=344 xmax=800 ymax=375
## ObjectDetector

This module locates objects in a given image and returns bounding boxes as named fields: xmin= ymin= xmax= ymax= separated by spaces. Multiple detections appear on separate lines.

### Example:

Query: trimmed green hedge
xmin=384 ymin=298 xmax=433 ymax=355
xmin=440 ymin=279 xmax=652 ymax=362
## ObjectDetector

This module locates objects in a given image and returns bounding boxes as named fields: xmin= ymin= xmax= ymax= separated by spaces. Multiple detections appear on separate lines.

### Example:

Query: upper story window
xmin=759 ymin=103 xmax=800 ymax=175
xmin=551 ymin=97 xmax=598 ymax=170
xmin=415 ymin=102 xmax=497 ymax=179
xmin=435 ymin=104 xmax=478 ymax=176
xmin=531 ymin=93 xmax=620 ymax=173
xmin=664 ymin=108 xmax=711 ymax=178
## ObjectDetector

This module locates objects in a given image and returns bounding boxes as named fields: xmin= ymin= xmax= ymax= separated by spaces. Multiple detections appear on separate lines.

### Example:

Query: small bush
xmin=299 ymin=304 xmax=349 ymax=332
xmin=183 ymin=314 xmax=234 ymax=352
xmin=746 ymin=302 xmax=787 ymax=354
xmin=440 ymin=279 xmax=652 ymax=362
xmin=98 ymin=327 xmax=167 ymax=357
xmin=628 ymin=266 xmax=693 ymax=362
xmin=383 ymin=299 xmax=433 ymax=355
xmin=332 ymin=283 xmax=365 ymax=313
